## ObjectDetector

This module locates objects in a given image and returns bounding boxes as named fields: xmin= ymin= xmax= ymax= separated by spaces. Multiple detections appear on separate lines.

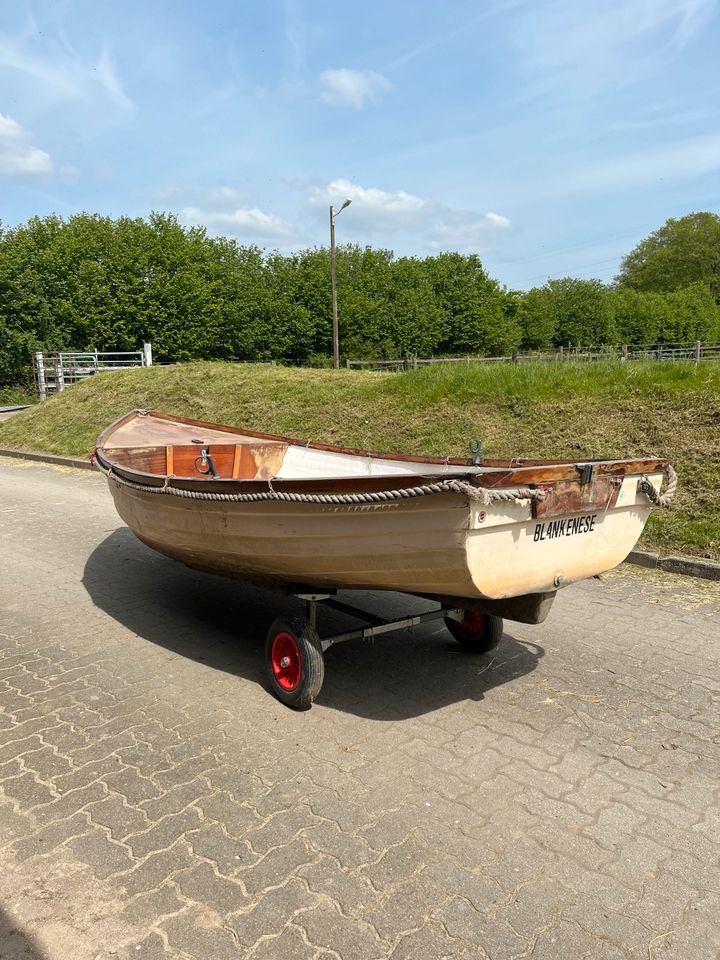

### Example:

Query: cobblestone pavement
xmin=1 ymin=455 xmax=719 ymax=960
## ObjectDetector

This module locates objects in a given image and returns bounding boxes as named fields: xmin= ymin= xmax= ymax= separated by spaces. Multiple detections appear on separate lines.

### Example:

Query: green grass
xmin=1 ymin=359 xmax=718 ymax=561
xmin=0 ymin=386 xmax=36 ymax=406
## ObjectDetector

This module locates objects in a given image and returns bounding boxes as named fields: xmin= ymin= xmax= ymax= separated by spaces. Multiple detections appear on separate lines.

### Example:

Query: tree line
xmin=1 ymin=210 xmax=719 ymax=388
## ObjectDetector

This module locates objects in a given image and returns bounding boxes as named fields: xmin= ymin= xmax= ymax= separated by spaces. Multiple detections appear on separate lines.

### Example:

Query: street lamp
xmin=329 ymin=198 xmax=352 ymax=368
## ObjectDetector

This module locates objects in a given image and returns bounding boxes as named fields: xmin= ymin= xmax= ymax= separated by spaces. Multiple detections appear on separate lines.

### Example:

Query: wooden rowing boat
xmin=94 ymin=409 xmax=669 ymax=614
xmin=94 ymin=409 xmax=674 ymax=706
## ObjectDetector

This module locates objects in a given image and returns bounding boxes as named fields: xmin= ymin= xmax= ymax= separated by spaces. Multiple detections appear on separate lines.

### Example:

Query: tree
xmin=516 ymin=286 xmax=556 ymax=349
xmin=664 ymin=283 xmax=720 ymax=343
xmin=608 ymin=288 xmax=667 ymax=346
xmin=616 ymin=212 xmax=720 ymax=301
xmin=518 ymin=278 xmax=614 ymax=348
xmin=427 ymin=253 xmax=518 ymax=355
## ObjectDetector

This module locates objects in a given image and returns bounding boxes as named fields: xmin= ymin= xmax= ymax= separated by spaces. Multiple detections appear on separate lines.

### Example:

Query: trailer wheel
xmin=445 ymin=610 xmax=503 ymax=654
xmin=265 ymin=616 xmax=325 ymax=708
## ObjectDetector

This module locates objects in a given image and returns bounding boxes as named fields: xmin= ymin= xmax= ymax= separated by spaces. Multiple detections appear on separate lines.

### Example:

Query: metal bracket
xmin=575 ymin=462 xmax=594 ymax=484
xmin=469 ymin=439 xmax=484 ymax=466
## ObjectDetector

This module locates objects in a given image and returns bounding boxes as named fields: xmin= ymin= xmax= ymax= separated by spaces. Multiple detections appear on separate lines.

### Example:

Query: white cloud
xmin=510 ymin=0 xmax=717 ymax=100
xmin=319 ymin=68 xmax=391 ymax=109
xmin=0 ymin=114 xmax=52 ymax=176
xmin=310 ymin=178 xmax=429 ymax=228
xmin=0 ymin=24 xmax=133 ymax=111
xmin=182 ymin=202 xmax=292 ymax=240
xmin=309 ymin=178 xmax=511 ymax=251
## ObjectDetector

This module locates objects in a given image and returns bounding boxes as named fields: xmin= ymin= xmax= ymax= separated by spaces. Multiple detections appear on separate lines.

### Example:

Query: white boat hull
xmin=107 ymin=470 xmax=660 ymax=602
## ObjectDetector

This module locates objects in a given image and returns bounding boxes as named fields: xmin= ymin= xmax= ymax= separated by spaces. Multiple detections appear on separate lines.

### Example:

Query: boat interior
xmin=98 ymin=411 xmax=665 ymax=488
xmin=100 ymin=411 xmax=484 ymax=481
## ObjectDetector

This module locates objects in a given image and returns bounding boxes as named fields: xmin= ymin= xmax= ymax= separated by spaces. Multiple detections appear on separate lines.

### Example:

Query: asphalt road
xmin=1 ymin=455 xmax=719 ymax=960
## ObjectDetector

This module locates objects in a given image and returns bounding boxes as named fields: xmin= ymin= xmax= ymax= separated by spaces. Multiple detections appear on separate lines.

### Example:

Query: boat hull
xmin=106 ymin=469 xmax=660 ymax=603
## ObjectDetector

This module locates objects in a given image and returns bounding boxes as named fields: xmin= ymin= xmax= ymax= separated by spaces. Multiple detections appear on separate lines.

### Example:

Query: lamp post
xmin=329 ymin=198 xmax=352 ymax=368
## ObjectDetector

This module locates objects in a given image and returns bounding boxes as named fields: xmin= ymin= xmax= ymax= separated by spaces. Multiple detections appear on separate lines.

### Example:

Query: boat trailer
xmin=264 ymin=590 xmax=504 ymax=708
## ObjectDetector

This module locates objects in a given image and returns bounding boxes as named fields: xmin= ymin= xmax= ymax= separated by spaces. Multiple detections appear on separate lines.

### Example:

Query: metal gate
xmin=34 ymin=344 xmax=152 ymax=399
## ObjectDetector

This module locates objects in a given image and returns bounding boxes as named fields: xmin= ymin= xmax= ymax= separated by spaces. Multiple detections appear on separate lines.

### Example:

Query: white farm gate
xmin=34 ymin=344 xmax=152 ymax=399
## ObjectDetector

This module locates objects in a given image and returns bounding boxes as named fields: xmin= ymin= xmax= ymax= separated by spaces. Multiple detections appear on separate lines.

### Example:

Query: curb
xmin=0 ymin=447 xmax=94 ymax=472
xmin=626 ymin=550 xmax=720 ymax=582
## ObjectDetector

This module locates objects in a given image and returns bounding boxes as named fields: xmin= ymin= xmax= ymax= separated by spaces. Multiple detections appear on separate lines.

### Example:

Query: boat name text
xmin=533 ymin=514 xmax=597 ymax=542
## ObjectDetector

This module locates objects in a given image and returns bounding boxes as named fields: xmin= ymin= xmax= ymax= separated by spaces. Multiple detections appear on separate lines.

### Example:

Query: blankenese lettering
xmin=533 ymin=514 xmax=597 ymax=542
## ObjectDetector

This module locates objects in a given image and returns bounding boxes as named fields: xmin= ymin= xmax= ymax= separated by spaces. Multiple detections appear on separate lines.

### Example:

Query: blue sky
xmin=1 ymin=0 xmax=719 ymax=289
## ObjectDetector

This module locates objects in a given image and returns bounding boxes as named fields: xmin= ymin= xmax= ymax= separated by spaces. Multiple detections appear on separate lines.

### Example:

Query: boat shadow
xmin=83 ymin=529 xmax=544 ymax=721
xmin=0 ymin=906 xmax=47 ymax=960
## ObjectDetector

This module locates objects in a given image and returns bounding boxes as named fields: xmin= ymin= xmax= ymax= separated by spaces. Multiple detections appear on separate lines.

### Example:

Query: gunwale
xmin=95 ymin=408 xmax=668 ymax=493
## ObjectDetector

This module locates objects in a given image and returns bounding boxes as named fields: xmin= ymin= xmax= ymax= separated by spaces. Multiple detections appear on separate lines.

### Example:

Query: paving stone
xmin=434 ymin=898 xmax=528 ymax=957
xmin=115 ymin=931 xmax=177 ymax=960
xmin=31 ymin=781 xmax=108 ymax=826
xmin=117 ymin=842 xmax=198 ymax=898
xmin=239 ymin=838 xmax=315 ymax=895
xmin=124 ymin=807 xmax=203 ymax=859
xmin=87 ymin=793 xmax=150 ymax=840
xmin=389 ymin=921 xmax=486 ymax=960
xmin=298 ymin=855 xmax=375 ymax=916
xmin=139 ymin=780 xmax=210 ymax=821
xmin=2 ymin=772 xmax=58 ymax=808
xmin=362 ymin=835 xmax=438 ymax=891
xmin=162 ymin=907 xmax=242 ymax=960
xmin=68 ymin=827 xmax=136 ymax=878
xmin=175 ymin=862 xmax=247 ymax=917
xmin=529 ymin=919 xmax=601 ymax=958
xmin=52 ymin=755 xmax=126 ymax=793
xmin=104 ymin=767 xmax=163 ymax=805
xmin=192 ymin=790 xmax=261 ymax=838
xmin=185 ymin=823 xmax=257 ymax=874
xmin=249 ymin=923 xmax=317 ymax=960
xmin=302 ymin=819 xmax=374 ymax=870
xmin=11 ymin=812 xmax=91 ymax=861
xmin=227 ymin=879 xmax=318 ymax=948
xmin=0 ymin=801 xmax=34 ymax=846
xmin=244 ymin=805 xmax=317 ymax=856
xmin=296 ymin=899 xmax=388 ymax=960
xmin=364 ymin=874 xmax=448 ymax=941
xmin=122 ymin=883 xmax=186 ymax=926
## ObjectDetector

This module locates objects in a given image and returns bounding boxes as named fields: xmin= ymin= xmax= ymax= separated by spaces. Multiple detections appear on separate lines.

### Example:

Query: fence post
xmin=55 ymin=361 xmax=65 ymax=393
xmin=559 ymin=346 xmax=564 ymax=361
xmin=34 ymin=352 xmax=47 ymax=400
xmin=412 ymin=354 xmax=418 ymax=371
xmin=345 ymin=358 xmax=351 ymax=369
xmin=694 ymin=340 xmax=701 ymax=362
xmin=511 ymin=350 xmax=518 ymax=364
xmin=143 ymin=342 xmax=153 ymax=367
xmin=622 ymin=344 xmax=628 ymax=361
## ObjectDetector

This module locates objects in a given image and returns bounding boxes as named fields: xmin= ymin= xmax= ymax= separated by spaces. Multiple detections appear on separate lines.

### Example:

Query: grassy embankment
xmin=0 ymin=360 xmax=717 ymax=561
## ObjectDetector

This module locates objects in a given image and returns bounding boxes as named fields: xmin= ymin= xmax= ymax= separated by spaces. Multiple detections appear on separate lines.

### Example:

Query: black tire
xmin=444 ymin=610 xmax=503 ymax=654
xmin=265 ymin=615 xmax=325 ymax=708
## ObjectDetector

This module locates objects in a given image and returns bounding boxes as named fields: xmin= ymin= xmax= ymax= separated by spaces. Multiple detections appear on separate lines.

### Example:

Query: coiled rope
xmin=92 ymin=457 xmax=545 ymax=507
xmin=638 ymin=464 xmax=678 ymax=509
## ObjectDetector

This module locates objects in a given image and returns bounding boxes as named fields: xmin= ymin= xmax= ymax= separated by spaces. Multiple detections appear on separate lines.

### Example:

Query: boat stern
xmin=465 ymin=470 xmax=664 ymax=600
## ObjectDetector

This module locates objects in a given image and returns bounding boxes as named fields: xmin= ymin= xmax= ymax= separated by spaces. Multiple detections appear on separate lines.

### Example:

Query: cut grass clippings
xmin=1 ymin=359 xmax=718 ymax=561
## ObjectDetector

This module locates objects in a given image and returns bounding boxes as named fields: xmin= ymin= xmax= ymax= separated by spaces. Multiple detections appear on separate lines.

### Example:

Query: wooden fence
xmin=345 ymin=341 xmax=720 ymax=371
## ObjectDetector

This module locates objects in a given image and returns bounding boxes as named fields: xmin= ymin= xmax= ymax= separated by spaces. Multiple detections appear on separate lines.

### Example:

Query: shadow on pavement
xmin=83 ymin=528 xmax=543 ymax=720
xmin=0 ymin=907 xmax=47 ymax=960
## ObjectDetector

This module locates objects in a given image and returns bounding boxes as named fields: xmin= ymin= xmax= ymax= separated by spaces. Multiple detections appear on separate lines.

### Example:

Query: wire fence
xmin=345 ymin=341 xmax=720 ymax=371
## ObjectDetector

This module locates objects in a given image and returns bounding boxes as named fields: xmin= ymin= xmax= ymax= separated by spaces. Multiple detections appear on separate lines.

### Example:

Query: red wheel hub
xmin=457 ymin=610 xmax=486 ymax=641
xmin=271 ymin=632 xmax=302 ymax=691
